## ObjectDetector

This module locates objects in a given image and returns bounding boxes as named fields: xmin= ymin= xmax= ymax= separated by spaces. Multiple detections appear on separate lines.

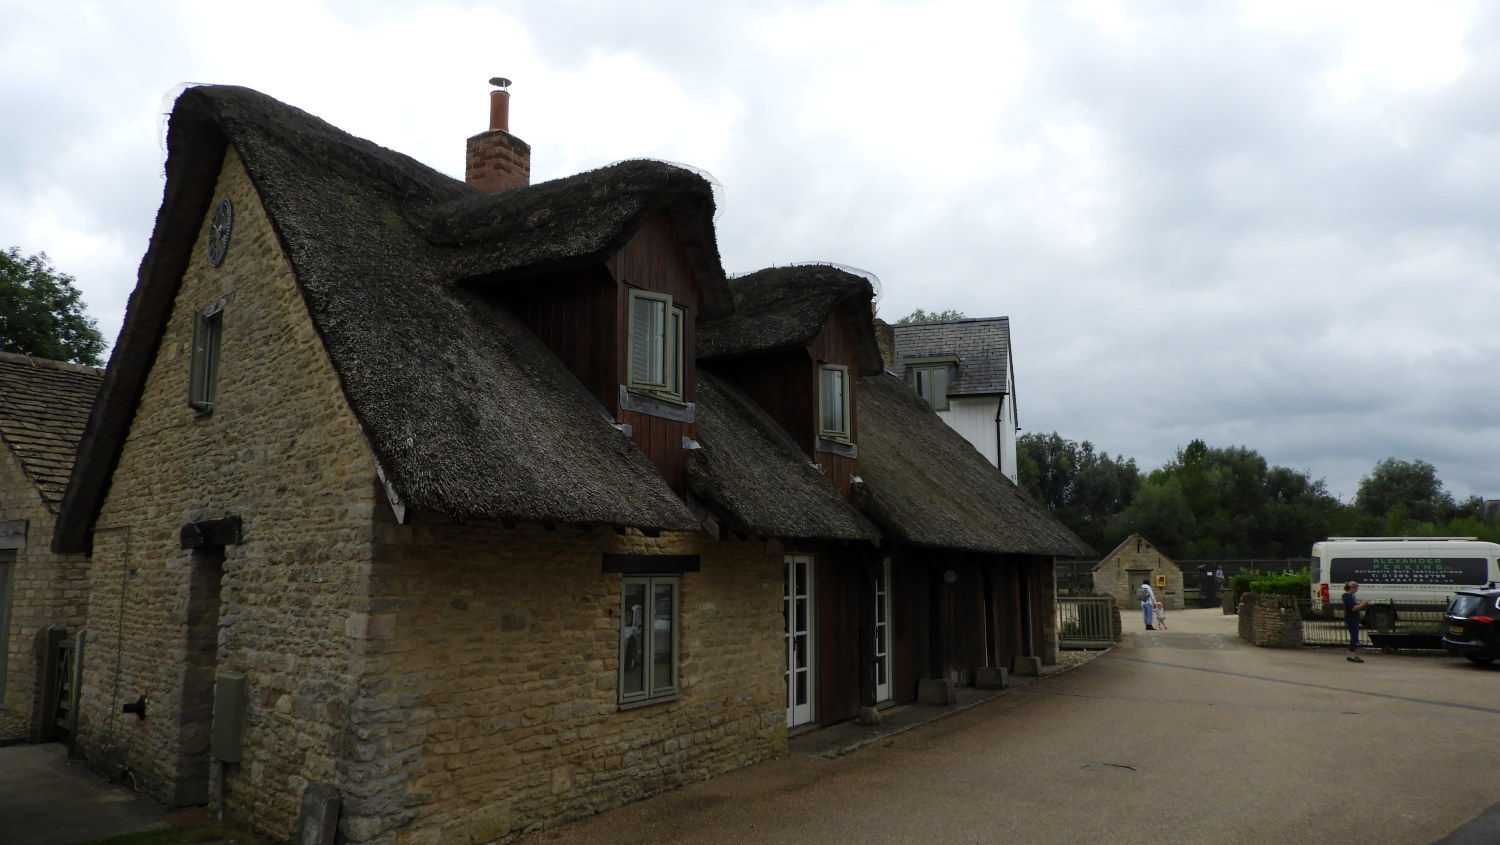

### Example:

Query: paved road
xmin=4 ymin=608 xmax=1495 ymax=844
xmin=521 ymin=608 xmax=1500 ymax=845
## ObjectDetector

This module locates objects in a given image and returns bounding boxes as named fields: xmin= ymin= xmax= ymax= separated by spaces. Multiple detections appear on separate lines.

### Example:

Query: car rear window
xmin=1448 ymin=594 xmax=1487 ymax=616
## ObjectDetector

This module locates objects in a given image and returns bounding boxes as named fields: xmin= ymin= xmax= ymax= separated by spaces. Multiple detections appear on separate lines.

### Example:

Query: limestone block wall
xmin=78 ymin=147 xmax=381 ymax=837
xmin=1236 ymin=593 xmax=1302 ymax=648
xmin=356 ymin=520 xmax=786 ymax=845
xmin=1092 ymin=538 xmax=1184 ymax=611
xmin=0 ymin=448 xmax=90 ymax=735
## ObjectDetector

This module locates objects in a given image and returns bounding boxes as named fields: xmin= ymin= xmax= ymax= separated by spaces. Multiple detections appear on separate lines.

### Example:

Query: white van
xmin=1310 ymin=537 xmax=1500 ymax=629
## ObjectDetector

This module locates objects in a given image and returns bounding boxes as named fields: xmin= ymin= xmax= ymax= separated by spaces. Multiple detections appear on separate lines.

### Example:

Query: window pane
xmin=651 ymin=582 xmax=675 ymax=693
xmin=665 ymin=307 xmax=683 ymax=396
xmin=621 ymin=582 xmax=646 ymax=696
xmin=820 ymin=367 xmax=846 ymax=435
xmin=631 ymin=296 xmax=666 ymax=386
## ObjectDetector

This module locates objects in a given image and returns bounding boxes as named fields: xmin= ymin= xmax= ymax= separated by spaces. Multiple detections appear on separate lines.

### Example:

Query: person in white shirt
xmin=1138 ymin=580 xmax=1158 ymax=630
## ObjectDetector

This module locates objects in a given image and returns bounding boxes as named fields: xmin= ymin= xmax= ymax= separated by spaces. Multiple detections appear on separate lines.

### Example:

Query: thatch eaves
xmin=57 ymin=85 xmax=711 ymax=550
xmin=853 ymin=373 xmax=1092 ymax=557
xmin=0 ymin=352 xmax=102 ymax=513
xmin=686 ymin=373 xmax=879 ymax=542
xmin=698 ymin=265 xmax=883 ymax=373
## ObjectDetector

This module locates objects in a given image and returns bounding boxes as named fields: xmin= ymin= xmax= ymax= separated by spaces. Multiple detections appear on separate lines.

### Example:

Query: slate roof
xmin=58 ymin=85 xmax=733 ymax=550
xmin=890 ymin=318 xmax=1012 ymax=397
xmin=853 ymin=373 xmax=1091 ymax=556
xmin=0 ymin=352 xmax=103 ymax=512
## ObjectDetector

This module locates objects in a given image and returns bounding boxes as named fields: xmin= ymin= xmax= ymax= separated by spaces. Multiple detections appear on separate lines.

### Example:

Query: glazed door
xmin=875 ymin=557 xmax=892 ymax=702
xmin=785 ymin=554 xmax=815 ymax=727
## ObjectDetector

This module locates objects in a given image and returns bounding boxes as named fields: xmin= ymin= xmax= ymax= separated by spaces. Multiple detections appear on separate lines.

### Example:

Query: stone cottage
xmin=54 ymin=83 xmax=1089 ymax=844
xmin=1093 ymin=534 xmax=1184 ymax=610
xmin=0 ymin=351 xmax=101 ymax=742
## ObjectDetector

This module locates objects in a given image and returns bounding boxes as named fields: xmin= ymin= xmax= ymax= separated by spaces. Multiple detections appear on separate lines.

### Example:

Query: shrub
xmin=1232 ymin=568 xmax=1309 ymax=609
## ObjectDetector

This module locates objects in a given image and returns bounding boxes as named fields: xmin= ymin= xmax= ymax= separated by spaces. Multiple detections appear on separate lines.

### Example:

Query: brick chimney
xmin=466 ymin=77 xmax=531 ymax=192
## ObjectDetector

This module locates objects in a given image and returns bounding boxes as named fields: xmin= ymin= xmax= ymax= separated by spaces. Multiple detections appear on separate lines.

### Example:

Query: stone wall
xmin=1236 ymin=593 xmax=1302 ymax=648
xmin=359 ymin=520 xmax=785 ymax=845
xmin=1092 ymin=536 xmax=1184 ymax=611
xmin=78 ymin=148 xmax=380 ymax=836
xmin=0 ymin=448 xmax=90 ymax=736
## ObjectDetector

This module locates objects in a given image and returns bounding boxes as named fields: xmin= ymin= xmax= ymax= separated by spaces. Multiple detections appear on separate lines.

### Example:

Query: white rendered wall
xmin=936 ymin=396 xmax=1018 ymax=484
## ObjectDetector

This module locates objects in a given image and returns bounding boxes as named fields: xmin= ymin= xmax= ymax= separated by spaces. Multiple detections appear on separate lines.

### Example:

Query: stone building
xmin=53 ymin=84 xmax=1087 ymax=844
xmin=0 ymin=352 xmax=101 ymax=741
xmin=1093 ymin=534 xmax=1184 ymax=611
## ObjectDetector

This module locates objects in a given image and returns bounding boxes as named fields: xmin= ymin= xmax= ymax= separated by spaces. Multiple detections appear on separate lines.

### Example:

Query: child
xmin=1153 ymin=599 xmax=1168 ymax=630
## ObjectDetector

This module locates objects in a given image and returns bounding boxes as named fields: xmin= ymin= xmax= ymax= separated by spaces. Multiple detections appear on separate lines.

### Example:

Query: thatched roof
xmin=687 ymin=372 xmax=879 ymax=542
xmin=698 ymin=265 xmax=883 ymax=373
xmin=0 ymin=352 xmax=102 ymax=513
xmin=853 ymin=373 xmax=1092 ymax=556
xmin=58 ymin=85 xmax=726 ymax=550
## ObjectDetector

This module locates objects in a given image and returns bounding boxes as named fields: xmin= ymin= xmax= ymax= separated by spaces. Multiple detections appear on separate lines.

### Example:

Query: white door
xmin=875 ymin=557 xmax=892 ymax=702
xmin=785 ymin=555 xmax=815 ymax=727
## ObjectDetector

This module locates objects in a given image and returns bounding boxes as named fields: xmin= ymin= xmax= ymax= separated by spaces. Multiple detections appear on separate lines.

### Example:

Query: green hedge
xmin=1231 ymin=568 xmax=1309 ymax=609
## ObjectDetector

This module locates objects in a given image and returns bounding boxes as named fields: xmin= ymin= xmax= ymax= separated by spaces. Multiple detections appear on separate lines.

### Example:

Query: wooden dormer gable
xmin=696 ymin=266 xmax=882 ymax=499
xmin=475 ymin=164 xmax=729 ymax=498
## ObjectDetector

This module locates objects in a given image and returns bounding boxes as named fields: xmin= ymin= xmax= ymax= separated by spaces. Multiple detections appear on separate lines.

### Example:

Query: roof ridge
xmin=0 ymin=351 xmax=106 ymax=376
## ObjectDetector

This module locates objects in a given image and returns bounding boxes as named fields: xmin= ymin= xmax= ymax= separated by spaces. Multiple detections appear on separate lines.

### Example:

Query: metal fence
xmin=1293 ymin=598 xmax=1449 ymax=649
xmin=1057 ymin=596 xmax=1115 ymax=649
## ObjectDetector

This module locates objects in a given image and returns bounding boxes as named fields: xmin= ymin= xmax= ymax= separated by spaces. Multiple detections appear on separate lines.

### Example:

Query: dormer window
xmin=628 ymin=290 xmax=684 ymax=402
xmin=818 ymin=364 xmax=851 ymax=442
xmin=906 ymin=356 xmax=957 ymax=411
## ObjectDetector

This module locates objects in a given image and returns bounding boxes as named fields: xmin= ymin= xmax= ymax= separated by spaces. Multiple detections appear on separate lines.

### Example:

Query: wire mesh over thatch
xmin=698 ymin=265 xmax=883 ymax=373
xmin=687 ymin=373 xmax=879 ymax=541
xmin=58 ymin=85 xmax=729 ymax=547
xmin=854 ymin=373 xmax=1091 ymax=557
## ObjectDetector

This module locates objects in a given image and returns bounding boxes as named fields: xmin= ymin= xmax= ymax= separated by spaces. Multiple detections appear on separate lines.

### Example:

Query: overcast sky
xmin=4 ymin=0 xmax=1496 ymax=504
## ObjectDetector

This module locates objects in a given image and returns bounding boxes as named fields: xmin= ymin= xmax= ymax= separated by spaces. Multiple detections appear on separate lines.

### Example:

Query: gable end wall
xmin=78 ymin=147 xmax=382 ymax=838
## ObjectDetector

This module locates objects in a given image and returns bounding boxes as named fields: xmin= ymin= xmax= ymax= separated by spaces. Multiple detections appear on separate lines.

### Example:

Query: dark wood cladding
xmin=510 ymin=268 xmax=620 ymax=411
xmin=811 ymin=549 xmax=862 ymax=724
xmin=715 ymin=351 xmax=814 ymax=455
xmin=621 ymin=409 xmax=694 ymax=497
xmin=607 ymin=210 xmax=702 ymax=310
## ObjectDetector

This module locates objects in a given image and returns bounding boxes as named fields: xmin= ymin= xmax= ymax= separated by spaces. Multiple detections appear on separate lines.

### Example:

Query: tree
xmin=0 ymin=247 xmax=106 ymax=366
xmin=1118 ymin=439 xmax=1340 ymax=558
xmin=896 ymin=308 xmax=967 ymax=324
xmin=1354 ymin=458 xmax=1456 ymax=525
xmin=1017 ymin=432 xmax=1140 ymax=551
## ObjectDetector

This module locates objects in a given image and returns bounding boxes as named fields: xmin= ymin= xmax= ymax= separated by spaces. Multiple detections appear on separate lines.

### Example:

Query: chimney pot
xmin=467 ymin=76 xmax=531 ymax=192
xmin=488 ymin=79 xmax=512 ymax=133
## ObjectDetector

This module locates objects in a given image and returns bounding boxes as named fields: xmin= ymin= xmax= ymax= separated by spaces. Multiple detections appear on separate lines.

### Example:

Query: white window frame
xmin=188 ymin=303 xmax=224 ymax=412
xmin=619 ymin=575 xmax=680 ymax=706
xmin=627 ymin=290 xmax=684 ymax=403
xmin=818 ymin=363 xmax=851 ymax=442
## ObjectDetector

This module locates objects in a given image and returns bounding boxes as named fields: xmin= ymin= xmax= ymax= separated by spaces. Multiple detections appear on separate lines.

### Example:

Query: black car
xmin=1442 ymin=586 xmax=1500 ymax=665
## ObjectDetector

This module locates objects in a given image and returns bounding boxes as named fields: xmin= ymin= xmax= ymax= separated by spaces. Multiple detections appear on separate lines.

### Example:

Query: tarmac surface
xmin=3 ymin=608 xmax=1497 ymax=845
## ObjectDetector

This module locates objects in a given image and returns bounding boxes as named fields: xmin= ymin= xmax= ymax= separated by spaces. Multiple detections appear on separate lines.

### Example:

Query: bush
xmin=1232 ymin=568 xmax=1309 ymax=609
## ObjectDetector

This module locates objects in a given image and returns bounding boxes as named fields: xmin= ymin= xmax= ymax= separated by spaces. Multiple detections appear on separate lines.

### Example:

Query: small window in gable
xmin=818 ymin=364 xmax=851 ymax=442
xmin=189 ymin=304 xmax=223 ymax=412
xmin=628 ymin=290 xmax=684 ymax=402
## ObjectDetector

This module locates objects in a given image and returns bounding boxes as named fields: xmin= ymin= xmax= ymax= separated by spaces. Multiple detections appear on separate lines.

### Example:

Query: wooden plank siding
xmin=607 ymin=210 xmax=703 ymax=495
xmin=809 ymin=549 xmax=862 ymax=725
xmin=712 ymin=352 xmax=815 ymax=456
xmin=511 ymin=268 xmax=620 ymax=412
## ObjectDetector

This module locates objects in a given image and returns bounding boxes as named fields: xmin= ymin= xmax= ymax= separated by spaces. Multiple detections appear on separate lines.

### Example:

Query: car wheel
xmin=1365 ymin=606 xmax=1394 ymax=631
xmin=1464 ymin=655 xmax=1495 ymax=665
